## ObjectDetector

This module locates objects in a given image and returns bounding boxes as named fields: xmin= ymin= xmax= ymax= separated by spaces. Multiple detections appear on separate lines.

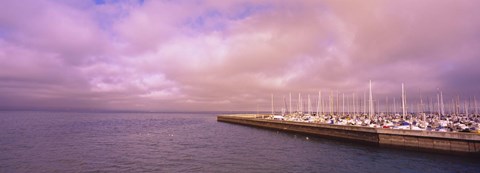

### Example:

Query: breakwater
xmin=217 ymin=114 xmax=480 ymax=155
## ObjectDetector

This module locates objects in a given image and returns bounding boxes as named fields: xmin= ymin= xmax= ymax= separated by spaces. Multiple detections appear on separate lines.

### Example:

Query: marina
xmin=218 ymin=81 xmax=480 ymax=155
xmin=264 ymin=81 xmax=480 ymax=133
xmin=217 ymin=114 xmax=480 ymax=155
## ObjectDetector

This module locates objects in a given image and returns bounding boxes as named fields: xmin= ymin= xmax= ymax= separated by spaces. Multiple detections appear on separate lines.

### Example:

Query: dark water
xmin=0 ymin=111 xmax=478 ymax=173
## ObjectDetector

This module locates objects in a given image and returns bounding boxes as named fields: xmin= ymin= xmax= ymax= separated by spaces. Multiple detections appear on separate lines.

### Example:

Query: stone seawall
xmin=217 ymin=114 xmax=480 ymax=155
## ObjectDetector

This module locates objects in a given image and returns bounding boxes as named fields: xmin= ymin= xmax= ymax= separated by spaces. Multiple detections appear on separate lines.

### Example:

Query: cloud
xmin=0 ymin=0 xmax=479 ymax=111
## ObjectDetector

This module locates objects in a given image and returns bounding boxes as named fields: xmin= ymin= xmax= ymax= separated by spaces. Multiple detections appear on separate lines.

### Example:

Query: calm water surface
xmin=0 ymin=111 xmax=478 ymax=173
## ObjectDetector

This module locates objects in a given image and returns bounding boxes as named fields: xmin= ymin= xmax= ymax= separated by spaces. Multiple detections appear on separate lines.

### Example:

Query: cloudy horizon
xmin=1 ymin=0 xmax=479 ymax=112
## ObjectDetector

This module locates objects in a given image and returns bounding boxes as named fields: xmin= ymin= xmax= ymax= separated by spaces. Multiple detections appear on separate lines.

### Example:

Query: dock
xmin=217 ymin=114 xmax=480 ymax=155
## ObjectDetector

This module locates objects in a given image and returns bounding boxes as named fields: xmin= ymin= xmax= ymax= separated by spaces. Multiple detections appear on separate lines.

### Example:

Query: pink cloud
xmin=0 ymin=0 xmax=479 ymax=111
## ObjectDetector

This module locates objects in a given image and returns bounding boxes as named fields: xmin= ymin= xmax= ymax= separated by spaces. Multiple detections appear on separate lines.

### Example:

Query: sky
xmin=0 ymin=0 xmax=479 ymax=112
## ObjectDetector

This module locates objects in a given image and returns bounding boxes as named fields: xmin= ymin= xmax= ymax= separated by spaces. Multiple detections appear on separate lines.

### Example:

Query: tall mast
xmin=429 ymin=97 xmax=433 ymax=114
xmin=475 ymin=96 xmax=478 ymax=115
xmin=452 ymin=98 xmax=455 ymax=115
xmin=437 ymin=89 xmax=441 ymax=116
xmin=271 ymin=94 xmax=275 ymax=115
xmin=465 ymin=101 xmax=468 ymax=116
xmin=363 ymin=91 xmax=366 ymax=115
xmin=322 ymin=92 xmax=325 ymax=115
xmin=440 ymin=91 xmax=444 ymax=115
xmin=329 ymin=90 xmax=333 ymax=115
xmin=456 ymin=95 xmax=460 ymax=115
xmin=298 ymin=93 xmax=301 ymax=114
xmin=317 ymin=91 xmax=321 ymax=116
xmin=336 ymin=90 xmax=339 ymax=115
xmin=353 ymin=93 xmax=356 ymax=116
xmin=347 ymin=94 xmax=350 ymax=114
xmin=402 ymin=83 xmax=406 ymax=120
xmin=300 ymin=94 xmax=303 ymax=114
xmin=320 ymin=90 xmax=323 ymax=115
xmin=420 ymin=95 xmax=424 ymax=114
xmin=342 ymin=93 xmax=345 ymax=116
xmin=289 ymin=92 xmax=292 ymax=114
xmin=307 ymin=94 xmax=312 ymax=115
xmin=416 ymin=99 xmax=419 ymax=115
xmin=369 ymin=80 xmax=374 ymax=120
xmin=386 ymin=96 xmax=389 ymax=115
xmin=410 ymin=103 xmax=414 ymax=114
xmin=393 ymin=97 xmax=396 ymax=114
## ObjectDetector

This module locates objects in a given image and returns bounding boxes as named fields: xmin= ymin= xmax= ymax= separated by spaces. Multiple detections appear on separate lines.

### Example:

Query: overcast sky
xmin=1 ymin=0 xmax=479 ymax=112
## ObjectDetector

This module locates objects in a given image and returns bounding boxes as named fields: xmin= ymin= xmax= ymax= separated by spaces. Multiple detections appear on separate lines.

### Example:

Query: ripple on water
xmin=0 ymin=111 xmax=479 ymax=173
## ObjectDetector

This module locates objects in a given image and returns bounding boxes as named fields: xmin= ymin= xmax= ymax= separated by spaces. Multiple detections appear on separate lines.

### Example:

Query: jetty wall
xmin=217 ymin=114 xmax=480 ymax=155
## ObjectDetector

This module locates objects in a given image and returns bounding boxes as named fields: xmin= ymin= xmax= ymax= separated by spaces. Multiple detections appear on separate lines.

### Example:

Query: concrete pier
xmin=217 ymin=114 xmax=480 ymax=155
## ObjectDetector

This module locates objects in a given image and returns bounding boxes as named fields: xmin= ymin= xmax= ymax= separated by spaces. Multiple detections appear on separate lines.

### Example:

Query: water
xmin=0 ymin=111 xmax=478 ymax=173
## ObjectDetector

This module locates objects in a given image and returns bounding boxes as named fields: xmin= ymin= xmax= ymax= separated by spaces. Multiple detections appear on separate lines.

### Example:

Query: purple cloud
xmin=0 ymin=0 xmax=479 ymax=111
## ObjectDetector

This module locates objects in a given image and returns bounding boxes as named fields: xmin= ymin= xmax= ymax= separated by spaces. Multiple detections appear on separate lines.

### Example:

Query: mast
xmin=410 ymin=103 xmax=414 ymax=115
xmin=437 ymin=89 xmax=441 ymax=116
xmin=440 ymin=91 xmax=445 ymax=115
xmin=307 ymin=94 xmax=312 ymax=115
xmin=342 ymin=93 xmax=345 ymax=116
xmin=393 ymin=97 xmax=396 ymax=115
xmin=289 ymin=92 xmax=292 ymax=115
xmin=402 ymin=83 xmax=406 ymax=121
xmin=320 ymin=90 xmax=323 ymax=115
xmin=317 ymin=91 xmax=321 ymax=116
xmin=322 ymin=92 xmax=325 ymax=115
xmin=271 ymin=94 xmax=274 ymax=115
xmin=369 ymin=80 xmax=374 ymax=120
xmin=455 ymin=94 xmax=460 ymax=115
xmin=336 ymin=90 xmax=339 ymax=115
xmin=363 ymin=91 xmax=366 ymax=115
xmin=298 ymin=93 xmax=301 ymax=114
xmin=300 ymin=94 xmax=303 ymax=114
xmin=433 ymin=96 xmax=436 ymax=114
xmin=386 ymin=96 xmax=389 ymax=115
xmin=329 ymin=90 xmax=333 ymax=115
xmin=452 ymin=98 xmax=456 ymax=115
xmin=347 ymin=94 xmax=350 ymax=114
xmin=465 ymin=101 xmax=468 ymax=117
xmin=420 ymin=95 xmax=424 ymax=114
xmin=475 ymin=96 xmax=478 ymax=115
xmin=353 ymin=93 xmax=356 ymax=116
xmin=416 ymin=89 xmax=420 ymax=115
